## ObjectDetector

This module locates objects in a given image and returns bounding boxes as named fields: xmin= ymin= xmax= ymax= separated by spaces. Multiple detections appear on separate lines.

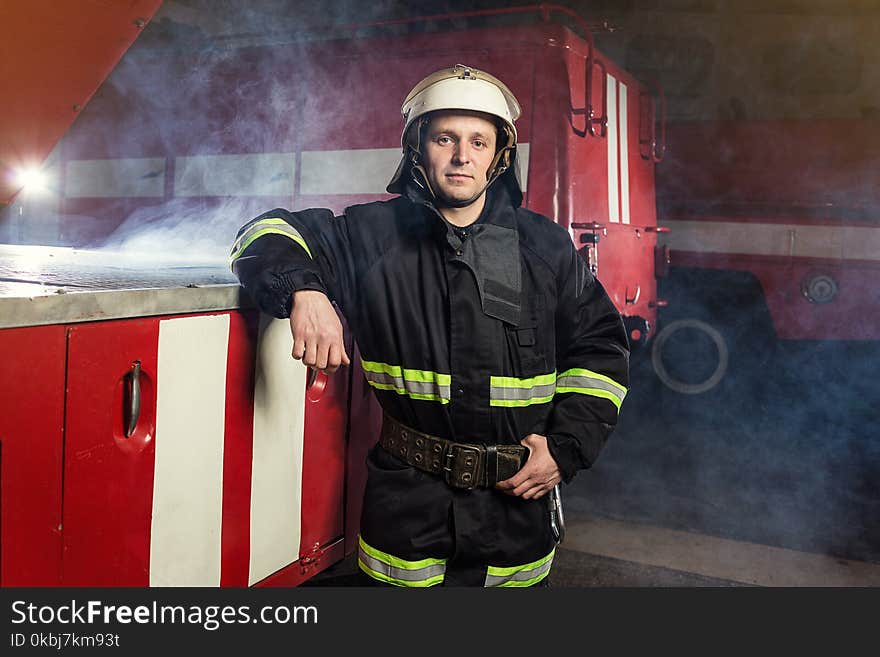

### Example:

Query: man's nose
xmin=452 ymin=142 xmax=471 ymax=164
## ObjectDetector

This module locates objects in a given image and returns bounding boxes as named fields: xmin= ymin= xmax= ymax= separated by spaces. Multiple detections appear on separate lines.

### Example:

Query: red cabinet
xmin=1 ymin=307 xmax=349 ymax=586
xmin=63 ymin=316 xmax=159 ymax=585
xmin=0 ymin=325 xmax=66 ymax=586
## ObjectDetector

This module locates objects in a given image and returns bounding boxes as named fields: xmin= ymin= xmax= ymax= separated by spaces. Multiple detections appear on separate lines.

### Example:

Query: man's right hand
xmin=289 ymin=290 xmax=351 ymax=373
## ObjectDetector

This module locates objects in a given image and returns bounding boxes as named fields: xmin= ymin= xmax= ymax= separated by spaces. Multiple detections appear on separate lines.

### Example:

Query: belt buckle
xmin=443 ymin=443 xmax=480 ymax=490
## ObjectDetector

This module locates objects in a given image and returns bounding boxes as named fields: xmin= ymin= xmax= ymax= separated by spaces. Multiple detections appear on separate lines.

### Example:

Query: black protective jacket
xmin=232 ymin=182 xmax=629 ymax=481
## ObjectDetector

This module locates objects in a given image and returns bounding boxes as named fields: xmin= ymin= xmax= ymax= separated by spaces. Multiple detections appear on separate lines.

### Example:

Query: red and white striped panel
xmin=62 ymin=311 xmax=332 ymax=587
xmin=152 ymin=313 xmax=311 ymax=587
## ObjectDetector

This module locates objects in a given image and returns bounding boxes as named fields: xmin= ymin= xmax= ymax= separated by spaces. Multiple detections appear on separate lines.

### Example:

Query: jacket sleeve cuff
xmin=545 ymin=434 xmax=587 ymax=484
xmin=260 ymin=269 xmax=327 ymax=318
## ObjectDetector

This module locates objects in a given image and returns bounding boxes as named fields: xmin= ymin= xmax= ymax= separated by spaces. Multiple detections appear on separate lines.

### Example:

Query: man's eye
xmin=473 ymin=140 xmax=486 ymax=148
xmin=437 ymin=136 xmax=452 ymax=144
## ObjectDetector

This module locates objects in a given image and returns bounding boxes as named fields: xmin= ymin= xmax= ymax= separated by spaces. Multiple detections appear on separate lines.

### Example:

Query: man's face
xmin=421 ymin=111 xmax=498 ymax=207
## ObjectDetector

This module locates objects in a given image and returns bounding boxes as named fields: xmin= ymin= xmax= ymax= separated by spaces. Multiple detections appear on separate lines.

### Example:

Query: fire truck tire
xmin=651 ymin=318 xmax=729 ymax=395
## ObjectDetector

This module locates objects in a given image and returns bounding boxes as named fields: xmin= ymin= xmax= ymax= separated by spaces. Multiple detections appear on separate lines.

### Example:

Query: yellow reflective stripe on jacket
xmin=555 ymin=368 xmax=628 ymax=410
xmin=357 ymin=535 xmax=446 ymax=587
xmin=361 ymin=359 xmax=451 ymax=404
xmin=229 ymin=217 xmax=312 ymax=267
xmin=489 ymin=372 xmax=556 ymax=407
xmin=485 ymin=548 xmax=555 ymax=587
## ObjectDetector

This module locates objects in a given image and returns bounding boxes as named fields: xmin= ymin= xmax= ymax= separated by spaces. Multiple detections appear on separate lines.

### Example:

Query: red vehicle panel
xmin=0 ymin=325 xmax=66 ymax=586
xmin=657 ymin=120 xmax=880 ymax=341
xmin=0 ymin=307 xmax=350 ymax=587
xmin=63 ymin=317 xmax=160 ymax=585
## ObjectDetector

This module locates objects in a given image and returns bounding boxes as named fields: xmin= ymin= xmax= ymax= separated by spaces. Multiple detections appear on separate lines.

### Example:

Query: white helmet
xmin=386 ymin=63 xmax=523 ymax=203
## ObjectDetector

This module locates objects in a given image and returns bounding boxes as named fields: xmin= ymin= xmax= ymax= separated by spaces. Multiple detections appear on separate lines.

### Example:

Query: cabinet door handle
xmin=125 ymin=360 xmax=142 ymax=438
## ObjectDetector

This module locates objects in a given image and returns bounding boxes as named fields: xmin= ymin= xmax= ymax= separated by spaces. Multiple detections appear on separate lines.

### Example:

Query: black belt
xmin=379 ymin=413 xmax=528 ymax=490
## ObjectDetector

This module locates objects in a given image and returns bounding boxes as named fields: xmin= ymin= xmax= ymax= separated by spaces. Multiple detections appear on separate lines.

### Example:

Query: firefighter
xmin=230 ymin=64 xmax=629 ymax=587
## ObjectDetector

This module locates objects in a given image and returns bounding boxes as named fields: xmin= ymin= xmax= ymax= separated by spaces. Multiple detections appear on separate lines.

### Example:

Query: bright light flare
xmin=14 ymin=166 xmax=49 ymax=193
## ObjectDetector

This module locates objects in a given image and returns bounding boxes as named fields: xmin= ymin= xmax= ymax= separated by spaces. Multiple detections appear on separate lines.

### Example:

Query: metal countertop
xmin=0 ymin=245 xmax=249 ymax=328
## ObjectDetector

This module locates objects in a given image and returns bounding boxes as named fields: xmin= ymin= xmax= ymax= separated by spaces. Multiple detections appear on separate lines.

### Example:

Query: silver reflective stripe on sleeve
xmin=555 ymin=368 xmax=627 ymax=411
xmin=229 ymin=217 xmax=313 ymax=267
xmin=485 ymin=548 xmax=555 ymax=587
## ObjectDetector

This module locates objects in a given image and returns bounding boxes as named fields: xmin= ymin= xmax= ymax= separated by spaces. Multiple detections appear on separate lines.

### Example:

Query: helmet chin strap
xmin=411 ymin=160 xmax=505 ymax=209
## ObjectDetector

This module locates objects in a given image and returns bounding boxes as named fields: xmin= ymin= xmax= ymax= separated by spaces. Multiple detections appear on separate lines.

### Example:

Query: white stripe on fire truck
xmin=517 ymin=143 xmax=531 ymax=191
xmin=248 ymin=315 xmax=307 ymax=585
xmin=298 ymin=145 xmax=531 ymax=196
xmin=66 ymin=145 xmax=531 ymax=200
xmin=606 ymin=74 xmax=620 ymax=223
xmin=619 ymin=81 xmax=630 ymax=225
xmin=151 ymin=314 xmax=230 ymax=586
xmin=175 ymin=153 xmax=295 ymax=197
xmin=660 ymin=220 xmax=880 ymax=262
xmin=300 ymin=149 xmax=401 ymax=195
xmin=65 ymin=158 xmax=166 ymax=198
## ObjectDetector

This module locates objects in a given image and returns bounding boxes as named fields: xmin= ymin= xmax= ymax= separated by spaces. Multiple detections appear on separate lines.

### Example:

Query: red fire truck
xmin=0 ymin=3 xmax=663 ymax=586
xmin=649 ymin=119 xmax=880 ymax=395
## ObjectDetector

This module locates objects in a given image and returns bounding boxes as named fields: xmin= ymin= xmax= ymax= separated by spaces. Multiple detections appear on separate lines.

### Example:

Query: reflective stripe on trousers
xmin=358 ymin=535 xmax=555 ymax=587
xmin=357 ymin=535 xmax=446 ymax=587
xmin=484 ymin=548 xmax=555 ymax=587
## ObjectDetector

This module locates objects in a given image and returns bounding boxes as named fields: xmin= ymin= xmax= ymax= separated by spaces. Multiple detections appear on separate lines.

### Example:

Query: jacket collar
xmin=406 ymin=181 xmax=522 ymax=326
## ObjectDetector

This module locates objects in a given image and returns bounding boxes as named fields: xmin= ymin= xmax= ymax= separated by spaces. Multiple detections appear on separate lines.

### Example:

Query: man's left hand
xmin=495 ymin=434 xmax=561 ymax=500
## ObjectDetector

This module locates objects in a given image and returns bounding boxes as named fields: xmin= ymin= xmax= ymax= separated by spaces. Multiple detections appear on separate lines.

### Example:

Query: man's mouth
xmin=446 ymin=173 xmax=473 ymax=180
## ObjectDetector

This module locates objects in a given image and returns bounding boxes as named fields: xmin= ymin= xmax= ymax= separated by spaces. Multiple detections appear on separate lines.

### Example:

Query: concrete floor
xmin=557 ymin=513 xmax=880 ymax=587
xmin=304 ymin=509 xmax=880 ymax=587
